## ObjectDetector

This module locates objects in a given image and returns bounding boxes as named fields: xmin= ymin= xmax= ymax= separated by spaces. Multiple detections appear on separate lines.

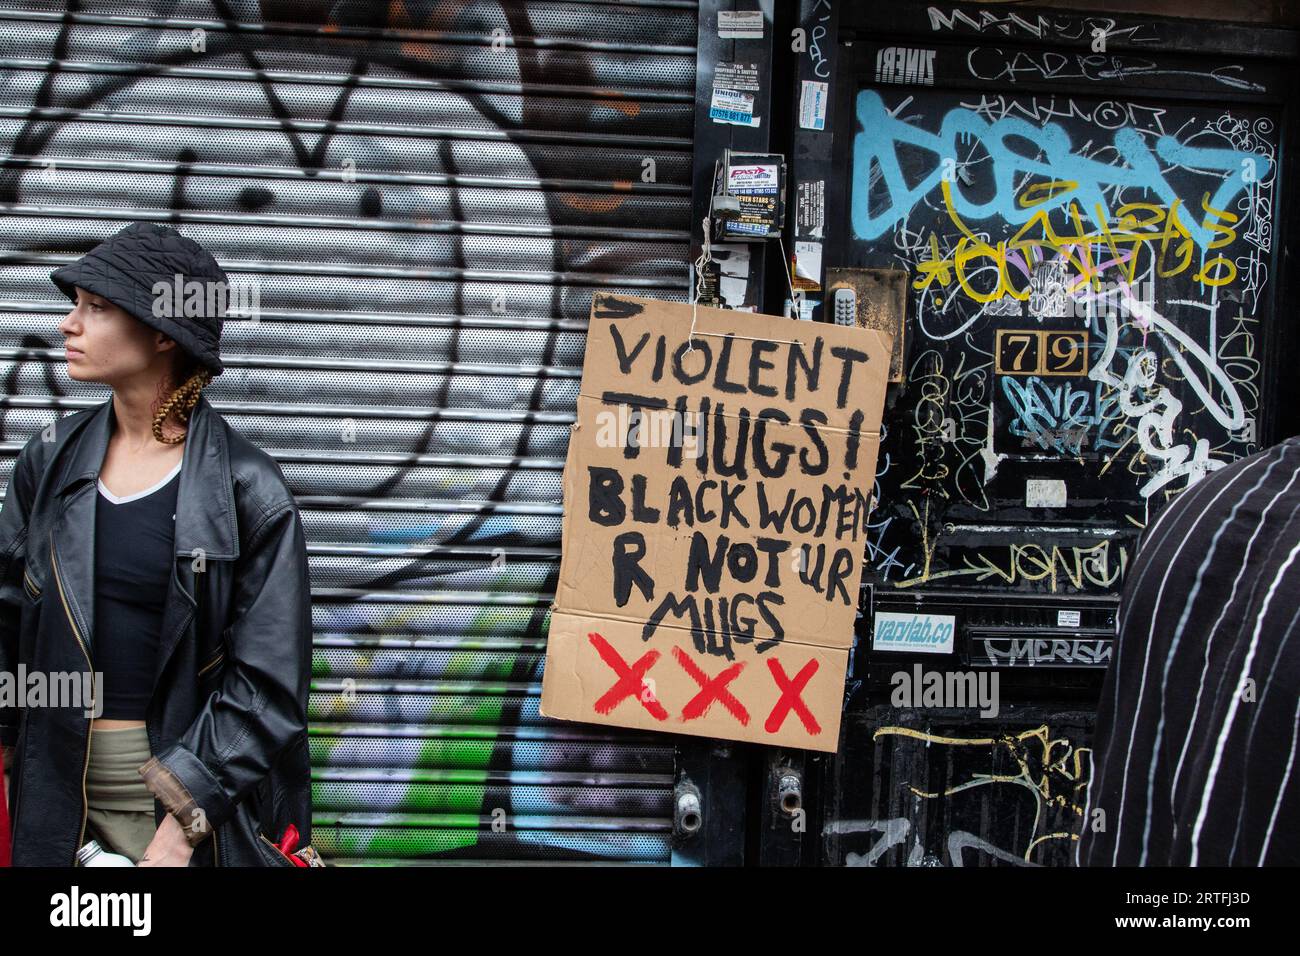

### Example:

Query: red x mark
xmin=588 ymin=631 xmax=668 ymax=721
xmin=673 ymin=646 xmax=749 ymax=726
xmin=765 ymin=657 xmax=821 ymax=735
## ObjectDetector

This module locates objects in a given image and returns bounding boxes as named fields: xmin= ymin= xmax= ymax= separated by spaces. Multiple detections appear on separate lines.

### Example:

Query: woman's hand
xmin=138 ymin=812 xmax=195 ymax=867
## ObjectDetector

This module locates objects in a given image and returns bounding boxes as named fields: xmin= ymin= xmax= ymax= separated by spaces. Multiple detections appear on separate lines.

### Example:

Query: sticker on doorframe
xmin=875 ymin=46 xmax=936 ymax=85
xmin=710 ymin=87 xmax=760 ymax=127
xmin=873 ymin=612 xmax=956 ymax=654
xmin=1026 ymin=478 xmax=1067 ymax=509
xmin=718 ymin=10 xmax=764 ymax=39
xmin=799 ymin=80 xmax=828 ymax=130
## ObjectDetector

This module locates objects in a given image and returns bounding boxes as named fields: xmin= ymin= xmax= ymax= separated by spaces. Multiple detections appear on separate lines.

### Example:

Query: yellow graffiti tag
xmin=912 ymin=182 xmax=1240 ymax=303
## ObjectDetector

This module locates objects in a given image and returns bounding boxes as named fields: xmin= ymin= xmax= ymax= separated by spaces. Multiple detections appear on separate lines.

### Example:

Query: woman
xmin=0 ymin=221 xmax=319 ymax=866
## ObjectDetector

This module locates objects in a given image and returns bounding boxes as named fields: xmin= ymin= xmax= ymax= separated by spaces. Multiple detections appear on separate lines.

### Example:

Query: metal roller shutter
xmin=0 ymin=0 xmax=698 ymax=864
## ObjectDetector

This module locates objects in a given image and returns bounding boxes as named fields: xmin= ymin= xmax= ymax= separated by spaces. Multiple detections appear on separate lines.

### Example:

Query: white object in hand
xmin=76 ymin=840 xmax=136 ymax=867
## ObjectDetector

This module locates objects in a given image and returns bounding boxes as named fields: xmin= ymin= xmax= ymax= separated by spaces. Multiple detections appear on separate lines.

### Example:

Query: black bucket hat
xmin=50 ymin=221 xmax=228 ymax=376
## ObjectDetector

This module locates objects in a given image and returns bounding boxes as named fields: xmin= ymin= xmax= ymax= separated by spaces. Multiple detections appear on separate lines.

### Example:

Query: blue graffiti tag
xmin=1001 ymin=375 xmax=1125 ymax=455
xmin=851 ymin=90 xmax=1270 ymax=249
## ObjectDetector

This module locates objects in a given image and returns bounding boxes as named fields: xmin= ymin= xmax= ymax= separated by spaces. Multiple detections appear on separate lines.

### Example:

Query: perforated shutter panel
xmin=0 ymin=0 xmax=698 ymax=863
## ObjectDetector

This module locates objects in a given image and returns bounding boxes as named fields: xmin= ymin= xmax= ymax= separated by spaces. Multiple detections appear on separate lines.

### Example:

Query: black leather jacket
xmin=0 ymin=392 xmax=312 ymax=866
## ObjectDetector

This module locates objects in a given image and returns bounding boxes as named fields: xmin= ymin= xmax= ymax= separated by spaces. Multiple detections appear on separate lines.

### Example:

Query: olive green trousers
xmin=81 ymin=725 xmax=156 ymax=865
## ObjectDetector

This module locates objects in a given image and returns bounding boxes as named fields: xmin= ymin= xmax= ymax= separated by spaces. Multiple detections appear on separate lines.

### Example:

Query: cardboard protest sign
xmin=539 ymin=294 xmax=892 ymax=752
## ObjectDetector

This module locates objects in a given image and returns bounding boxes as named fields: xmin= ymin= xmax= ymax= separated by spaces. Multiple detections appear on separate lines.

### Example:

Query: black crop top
xmin=93 ymin=461 xmax=182 ymax=720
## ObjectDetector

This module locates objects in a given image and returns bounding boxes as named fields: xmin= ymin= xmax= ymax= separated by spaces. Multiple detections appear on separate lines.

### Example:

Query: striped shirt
xmin=1079 ymin=436 xmax=1300 ymax=866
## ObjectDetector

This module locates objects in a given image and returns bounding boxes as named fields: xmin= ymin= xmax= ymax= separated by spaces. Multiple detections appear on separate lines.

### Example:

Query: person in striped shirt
xmin=1079 ymin=436 xmax=1300 ymax=866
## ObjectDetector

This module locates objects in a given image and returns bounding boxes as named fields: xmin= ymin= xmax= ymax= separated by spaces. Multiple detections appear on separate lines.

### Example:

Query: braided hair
xmin=151 ymin=346 xmax=212 ymax=444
